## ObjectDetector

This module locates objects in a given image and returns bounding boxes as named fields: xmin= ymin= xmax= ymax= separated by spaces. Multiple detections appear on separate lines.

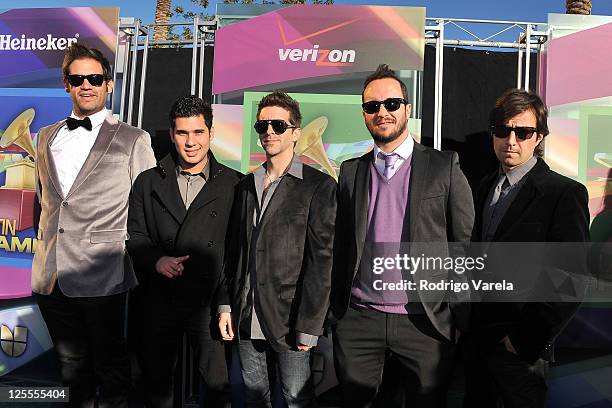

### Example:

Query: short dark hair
xmin=169 ymin=95 xmax=213 ymax=130
xmin=489 ymin=88 xmax=549 ymax=157
xmin=362 ymin=64 xmax=409 ymax=103
xmin=256 ymin=91 xmax=302 ymax=127
xmin=62 ymin=43 xmax=112 ymax=83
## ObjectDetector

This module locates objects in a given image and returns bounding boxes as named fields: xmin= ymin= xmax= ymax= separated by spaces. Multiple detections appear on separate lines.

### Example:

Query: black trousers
xmin=463 ymin=338 xmax=548 ymax=408
xmin=137 ymin=294 xmax=231 ymax=408
xmin=332 ymin=306 xmax=455 ymax=408
xmin=35 ymin=284 xmax=130 ymax=408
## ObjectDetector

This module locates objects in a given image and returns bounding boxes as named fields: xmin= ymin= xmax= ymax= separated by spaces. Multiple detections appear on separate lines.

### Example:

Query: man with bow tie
xmin=32 ymin=43 xmax=155 ymax=407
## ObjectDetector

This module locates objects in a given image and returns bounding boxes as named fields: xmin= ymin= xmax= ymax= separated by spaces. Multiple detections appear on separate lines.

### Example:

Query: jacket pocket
xmin=90 ymin=229 xmax=128 ymax=243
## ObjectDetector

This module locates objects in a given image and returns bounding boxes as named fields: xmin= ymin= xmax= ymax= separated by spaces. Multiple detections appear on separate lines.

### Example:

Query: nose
xmin=266 ymin=123 xmax=275 ymax=135
xmin=506 ymin=130 xmax=518 ymax=145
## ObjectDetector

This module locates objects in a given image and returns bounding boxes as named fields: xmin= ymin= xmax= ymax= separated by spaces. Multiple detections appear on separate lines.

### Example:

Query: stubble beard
xmin=369 ymin=119 xmax=408 ymax=146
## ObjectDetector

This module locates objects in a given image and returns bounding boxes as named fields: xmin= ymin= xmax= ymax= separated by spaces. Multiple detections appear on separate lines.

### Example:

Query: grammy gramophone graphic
xmin=0 ymin=108 xmax=37 ymax=231
xmin=295 ymin=116 xmax=338 ymax=179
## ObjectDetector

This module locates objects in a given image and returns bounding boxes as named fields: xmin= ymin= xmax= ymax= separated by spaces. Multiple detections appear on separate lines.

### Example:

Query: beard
xmin=368 ymin=119 xmax=408 ymax=146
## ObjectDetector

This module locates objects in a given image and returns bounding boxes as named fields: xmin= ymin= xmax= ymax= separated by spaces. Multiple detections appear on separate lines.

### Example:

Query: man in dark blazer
xmin=463 ymin=89 xmax=590 ymax=408
xmin=127 ymin=95 xmax=240 ymax=407
xmin=330 ymin=64 xmax=475 ymax=408
xmin=33 ymin=44 xmax=156 ymax=407
xmin=217 ymin=91 xmax=336 ymax=407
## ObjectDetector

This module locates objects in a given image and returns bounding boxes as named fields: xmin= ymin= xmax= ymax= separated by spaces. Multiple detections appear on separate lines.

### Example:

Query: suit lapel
xmin=43 ymin=121 xmax=66 ymax=198
xmin=473 ymin=172 xmax=498 ymax=241
xmin=65 ymin=113 xmax=118 ymax=199
xmin=185 ymin=153 xmax=223 ymax=215
xmin=354 ymin=151 xmax=372 ymax=247
xmin=244 ymin=175 xmax=257 ymax=245
xmin=492 ymin=171 xmax=541 ymax=241
xmin=408 ymin=145 xmax=429 ymax=241
xmin=152 ymin=155 xmax=187 ymax=223
xmin=257 ymin=174 xmax=298 ymax=231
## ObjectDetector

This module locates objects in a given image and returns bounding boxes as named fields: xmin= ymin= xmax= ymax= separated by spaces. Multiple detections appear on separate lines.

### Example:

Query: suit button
xmin=208 ymin=241 xmax=214 ymax=247
xmin=58 ymin=228 xmax=64 ymax=233
xmin=211 ymin=211 xmax=217 ymax=217
xmin=62 ymin=201 xmax=68 ymax=207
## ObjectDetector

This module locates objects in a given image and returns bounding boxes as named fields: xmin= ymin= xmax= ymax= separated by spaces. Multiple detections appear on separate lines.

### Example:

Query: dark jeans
xmin=238 ymin=339 xmax=317 ymax=408
xmin=35 ymin=284 xmax=130 ymax=408
xmin=463 ymin=339 xmax=548 ymax=408
xmin=137 ymin=296 xmax=231 ymax=408
xmin=332 ymin=306 xmax=455 ymax=408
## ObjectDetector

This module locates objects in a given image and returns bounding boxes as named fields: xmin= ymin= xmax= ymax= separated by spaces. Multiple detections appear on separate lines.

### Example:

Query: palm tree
xmin=154 ymin=0 xmax=172 ymax=44
xmin=566 ymin=0 xmax=592 ymax=14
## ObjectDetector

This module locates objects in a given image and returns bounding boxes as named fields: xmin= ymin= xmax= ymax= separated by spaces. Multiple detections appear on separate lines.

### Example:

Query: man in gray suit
xmin=33 ymin=43 xmax=155 ymax=407
xmin=331 ymin=64 xmax=474 ymax=408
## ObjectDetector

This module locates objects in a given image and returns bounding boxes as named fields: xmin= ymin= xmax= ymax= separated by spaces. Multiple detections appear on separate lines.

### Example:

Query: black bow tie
xmin=66 ymin=116 xmax=92 ymax=131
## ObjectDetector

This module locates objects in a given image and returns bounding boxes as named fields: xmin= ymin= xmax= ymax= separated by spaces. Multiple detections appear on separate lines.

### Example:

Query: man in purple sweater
xmin=331 ymin=64 xmax=475 ymax=408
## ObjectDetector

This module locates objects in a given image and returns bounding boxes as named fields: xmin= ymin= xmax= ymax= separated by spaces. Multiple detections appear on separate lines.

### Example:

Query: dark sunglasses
xmin=490 ymin=125 xmax=538 ymax=140
xmin=254 ymin=119 xmax=297 ymax=135
xmin=362 ymin=98 xmax=407 ymax=114
xmin=66 ymin=74 xmax=106 ymax=87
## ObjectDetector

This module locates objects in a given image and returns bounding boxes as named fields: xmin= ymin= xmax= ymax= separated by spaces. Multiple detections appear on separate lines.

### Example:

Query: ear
xmin=106 ymin=79 xmax=114 ymax=94
xmin=535 ymin=133 xmax=544 ymax=146
xmin=292 ymin=127 xmax=301 ymax=142
xmin=209 ymin=126 xmax=215 ymax=142
xmin=169 ymin=129 xmax=175 ymax=144
xmin=406 ymin=103 xmax=412 ymax=118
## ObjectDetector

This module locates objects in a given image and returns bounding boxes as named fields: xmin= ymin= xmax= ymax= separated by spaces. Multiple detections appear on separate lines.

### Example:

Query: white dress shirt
xmin=50 ymin=109 xmax=108 ymax=197
xmin=373 ymin=133 xmax=414 ymax=179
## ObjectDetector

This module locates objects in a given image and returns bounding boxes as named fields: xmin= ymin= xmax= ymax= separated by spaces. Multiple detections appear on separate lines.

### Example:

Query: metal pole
xmin=119 ymin=29 xmax=131 ymax=122
xmin=517 ymin=38 xmax=523 ymax=89
xmin=111 ymin=19 xmax=121 ymax=113
xmin=191 ymin=15 xmax=199 ymax=95
xmin=524 ymin=24 xmax=532 ymax=91
xmin=433 ymin=25 xmax=441 ymax=150
xmin=127 ymin=20 xmax=140 ymax=126
xmin=435 ymin=21 xmax=445 ymax=151
xmin=137 ymin=26 xmax=150 ymax=129
xmin=198 ymin=33 xmax=205 ymax=99
xmin=411 ymin=71 xmax=417 ymax=119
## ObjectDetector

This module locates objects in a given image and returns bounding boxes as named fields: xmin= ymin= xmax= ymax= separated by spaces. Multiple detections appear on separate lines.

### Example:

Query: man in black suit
xmin=330 ymin=64 xmax=475 ymax=408
xmin=127 ymin=95 xmax=240 ymax=407
xmin=463 ymin=88 xmax=590 ymax=408
xmin=217 ymin=91 xmax=336 ymax=407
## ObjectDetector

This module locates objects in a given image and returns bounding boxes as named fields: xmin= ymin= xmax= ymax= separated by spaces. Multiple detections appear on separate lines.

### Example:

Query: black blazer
xmin=331 ymin=142 xmax=475 ymax=340
xmin=219 ymin=163 xmax=337 ymax=352
xmin=127 ymin=152 xmax=242 ymax=305
xmin=471 ymin=158 xmax=590 ymax=362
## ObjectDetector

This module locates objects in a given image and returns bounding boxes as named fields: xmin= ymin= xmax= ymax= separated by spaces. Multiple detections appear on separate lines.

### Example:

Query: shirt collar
xmin=256 ymin=154 xmax=303 ymax=180
xmin=176 ymin=159 xmax=210 ymax=181
xmin=501 ymin=155 xmax=537 ymax=186
xmin=373 ymin=133 xmax=414 ymax=161
xmin=69 ymin=109 xmax=107 ymax=130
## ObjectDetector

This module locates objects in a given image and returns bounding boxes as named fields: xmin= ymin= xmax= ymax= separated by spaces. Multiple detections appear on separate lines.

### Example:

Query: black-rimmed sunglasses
xmin=254 ymin=119 xmax=297 ymax=135
xmin=362 ymin=98 xmax=407 ymax=114
xmin=490 ymin=125 xmax=538 ymax=140
xmin=66 ymin=74 xmax=106 ymax=87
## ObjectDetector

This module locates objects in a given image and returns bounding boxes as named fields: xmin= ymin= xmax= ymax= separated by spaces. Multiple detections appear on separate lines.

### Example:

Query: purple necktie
xmin=378 ymin=152 xmax=399 ymax=179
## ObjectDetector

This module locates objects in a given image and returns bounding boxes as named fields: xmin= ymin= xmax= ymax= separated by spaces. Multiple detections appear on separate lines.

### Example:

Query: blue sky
xmin=6 ymin=0 xmax=612 ymax=24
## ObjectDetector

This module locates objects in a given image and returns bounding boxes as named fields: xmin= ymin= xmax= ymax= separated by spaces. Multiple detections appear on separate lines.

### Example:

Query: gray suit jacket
xmin=331 ymin=142 xmax=475 ymax=340
xmin=32 ymin=112 xmax=156 ymax=297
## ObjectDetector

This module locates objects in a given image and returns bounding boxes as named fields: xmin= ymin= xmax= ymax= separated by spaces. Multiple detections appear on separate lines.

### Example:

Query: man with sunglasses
xmin=463 ymin=89 xmax=590 ymax=407
xmin=32 ymin=43 xmax=155 ymax=407
xmin=331 ymin=64 xmax=474 ymax=408
xmin=217 ymin=91 xmax=336 ymax=407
